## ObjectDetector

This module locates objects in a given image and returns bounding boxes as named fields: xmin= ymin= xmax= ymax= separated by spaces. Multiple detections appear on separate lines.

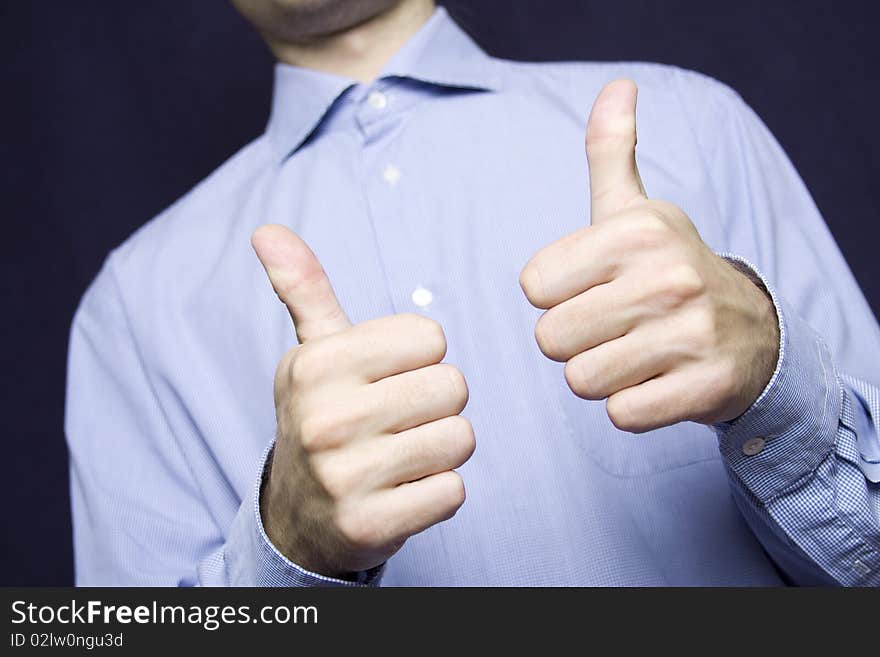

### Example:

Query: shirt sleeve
xmin=689 ymin=77 xmax=880 ymax=586
xmin=712 ymin=255 xmax=880 ymax=586
xmin=66 ymin=256 xmax=382 ymax=587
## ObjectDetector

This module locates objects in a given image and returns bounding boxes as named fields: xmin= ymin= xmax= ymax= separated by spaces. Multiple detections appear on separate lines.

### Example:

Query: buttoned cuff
xmin=712 ymin=254 xmax=841 ymax=503
xmin=224 ymin=440 xmax=384 ymax=587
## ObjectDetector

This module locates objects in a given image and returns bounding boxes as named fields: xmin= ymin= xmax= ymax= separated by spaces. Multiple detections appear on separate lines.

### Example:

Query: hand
xmin=519 ymin=80 xmax=779 ymax=433
xmin=251 ymin=225 xmax=474 ymax=578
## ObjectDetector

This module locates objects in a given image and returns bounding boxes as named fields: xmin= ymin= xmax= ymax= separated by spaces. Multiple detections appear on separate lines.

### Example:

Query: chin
xmin=232 ymin=0 xmax=403 ymax=40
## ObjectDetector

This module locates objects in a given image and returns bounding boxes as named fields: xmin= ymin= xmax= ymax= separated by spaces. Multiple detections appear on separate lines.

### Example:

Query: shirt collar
xmin=265 ymin=6 xmax=500 ymax=163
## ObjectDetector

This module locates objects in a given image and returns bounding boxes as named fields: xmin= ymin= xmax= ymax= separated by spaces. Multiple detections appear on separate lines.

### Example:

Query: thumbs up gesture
xmin=252 ymin=225 xmax=473 ymax=578
xmin=520 ymin=80 xmax=779 ymax=432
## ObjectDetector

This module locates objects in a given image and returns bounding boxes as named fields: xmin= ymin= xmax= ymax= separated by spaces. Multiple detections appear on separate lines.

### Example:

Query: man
xmin=66 ymin=0 xmax=880 ymax=586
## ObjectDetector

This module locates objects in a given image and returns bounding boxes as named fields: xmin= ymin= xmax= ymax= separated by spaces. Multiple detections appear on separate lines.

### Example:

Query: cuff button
xmin=742 ymin=436 xmax=767 ymax=456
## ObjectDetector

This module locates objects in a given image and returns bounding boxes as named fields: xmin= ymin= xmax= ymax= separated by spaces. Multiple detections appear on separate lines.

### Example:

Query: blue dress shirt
xmin=66 ymin=8 xmax=880 ymax=586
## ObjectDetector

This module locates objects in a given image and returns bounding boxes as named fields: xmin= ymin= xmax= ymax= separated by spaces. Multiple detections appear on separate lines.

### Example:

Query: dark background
xmin=2 ymin=0 xmax=877 ymax=585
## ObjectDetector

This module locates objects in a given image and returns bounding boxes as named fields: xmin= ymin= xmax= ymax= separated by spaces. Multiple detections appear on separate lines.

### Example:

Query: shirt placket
xmin=355 ymin=80 xmax=438 ymax=319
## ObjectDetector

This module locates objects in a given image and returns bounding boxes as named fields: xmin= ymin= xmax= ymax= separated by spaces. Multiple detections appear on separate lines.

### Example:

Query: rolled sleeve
xmin=220 ymin=441 xmax=385 ymax=587
xmin=713 ymin=254 xmax=841 ymax=503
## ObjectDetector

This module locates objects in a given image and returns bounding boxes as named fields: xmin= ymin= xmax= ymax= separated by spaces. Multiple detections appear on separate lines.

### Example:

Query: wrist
xmin=722 ymin=255 xmax=781 ymax=421
xmin=262 ymin=444 xmax=367 ymax=581
xmin=258 ymin=448 xmax=292 ymax=562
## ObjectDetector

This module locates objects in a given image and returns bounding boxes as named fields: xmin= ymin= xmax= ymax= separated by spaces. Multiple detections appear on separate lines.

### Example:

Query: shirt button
xmin=741 ymin=436 xmax=766 ymax=456
xmin=411 ymin=286 xmax=433 ymax=308
xmin=382 ymin=164 xmax=401 ymax=186
xmin=367 ymin=90 xmax=388 ymax=109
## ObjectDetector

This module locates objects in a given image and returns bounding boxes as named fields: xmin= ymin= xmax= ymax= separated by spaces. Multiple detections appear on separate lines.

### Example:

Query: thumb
xmin=585 ymin=79 xmax=647 ymax=222
xmin=251 ymin=224 xmax=352 ymax=343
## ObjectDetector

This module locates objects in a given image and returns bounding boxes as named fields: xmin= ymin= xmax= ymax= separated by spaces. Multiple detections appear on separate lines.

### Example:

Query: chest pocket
xmin=552 ymin=376 xmax=721 ymax=477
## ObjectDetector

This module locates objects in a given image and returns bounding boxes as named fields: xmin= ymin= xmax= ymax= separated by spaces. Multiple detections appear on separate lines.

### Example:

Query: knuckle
xmin=534 ymin=313 xmax=562 ymax=361
xmin=619 ymin=210 xmax=669 ymax=250
xmin=298 ymin=408 xmax=344 ymax=453
xmin=297 ymin=415 xmax=324 ymax=452
xmin=335 ymin=508 xmax=382 ymax=551
xmin=660 ymin=264 xmax=705 ymax=306
xmin=606 ymin=394 xmax=638 ymax=432
xmin=519 ymin=261 xmax=545 ymax=305
xmin=653 ymin=199 xmax=692 ymax=229
xmin=639 ymin=205 xmax=671 ymax=232
xmin=274 ymin=347 xmax=300 ymax=395
xmin=278 ymin=346 xmax=299 ymax=376
xmin=446 ymin=415 xmax=476 ymax=464
xmin=688 ymin=305 xmax=718 ymax=350
xmin=310 ymin=454 xmax=352 ymax=501
xmin=442 ymin=471 xmax=467 ymax=512
xmin=288 ymin=343 xmax=323 ymax=386
xmin=422 ymin=317 xmax=448 ymax=363
xmin=564 ymin=358 xmax=602 ymax=400
xmin=438 ymin=364 xmax=469 ymax=409
xmin=401 ymin=313 xmax=447 ymax=363
xmin=606 ymin=394 xmax=650 ymax=433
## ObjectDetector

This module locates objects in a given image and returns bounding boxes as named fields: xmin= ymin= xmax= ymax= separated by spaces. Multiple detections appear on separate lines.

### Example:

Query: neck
xmin=268 ymin=0 xmax=435 ymax=83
